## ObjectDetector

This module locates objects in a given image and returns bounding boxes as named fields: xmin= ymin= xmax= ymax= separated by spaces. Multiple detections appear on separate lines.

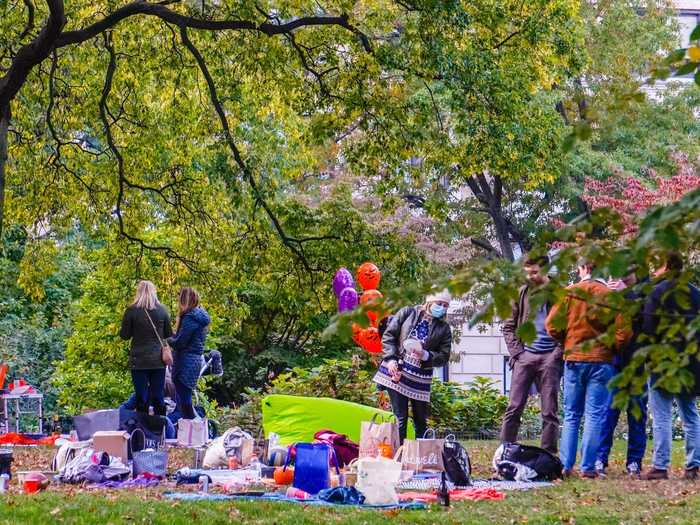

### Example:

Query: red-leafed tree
xmin=582 ymin=152 xmax=700 ymax=236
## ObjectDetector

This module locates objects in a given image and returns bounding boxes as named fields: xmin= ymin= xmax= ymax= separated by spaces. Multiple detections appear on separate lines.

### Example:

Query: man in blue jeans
xmin=641 ymin=252 xmax=700 ymax=480
xmin=546 ymin=261 xmax=628 ymax=478
xmin=595 ymin=273 xmax=649 ymax=478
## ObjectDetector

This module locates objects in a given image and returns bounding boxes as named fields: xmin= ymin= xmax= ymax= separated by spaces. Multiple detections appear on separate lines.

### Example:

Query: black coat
xmin=643 ymin=278 xmax=700 ymax=395
xmin=381 ymin=305 xmax=452 ymax=369
xmin=120 ymin=304 xmax=173 ymax=370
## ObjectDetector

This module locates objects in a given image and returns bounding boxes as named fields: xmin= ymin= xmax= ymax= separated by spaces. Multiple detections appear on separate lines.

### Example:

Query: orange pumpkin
xmin=274 ymin=467 xmax=294 ymax=485
xmin=356 ymin=263 xmax=381 ymax=291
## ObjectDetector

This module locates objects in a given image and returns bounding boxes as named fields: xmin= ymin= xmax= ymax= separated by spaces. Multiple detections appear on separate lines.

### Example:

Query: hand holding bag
xmin=359 ymin=413 xmax=400 ymax=458
xmin=144 ymin=308 xmax=173 ymax=366
xmin=394 ymin=429 xmax=445 ymax=472
xmin=131 ymin=428 xmax=168 ymax=478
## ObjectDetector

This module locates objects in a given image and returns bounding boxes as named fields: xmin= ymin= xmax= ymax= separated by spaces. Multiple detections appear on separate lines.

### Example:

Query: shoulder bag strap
xmin=144 ymin=308 xmax=165 ymax=347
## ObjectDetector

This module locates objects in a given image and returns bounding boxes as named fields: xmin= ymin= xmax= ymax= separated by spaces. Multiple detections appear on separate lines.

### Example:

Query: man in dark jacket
xmin=642 ymin=252 xmax=700 ymax=480
xmin=500 ymin=255 xmax=563 ymax=455
xmin=595 ymin=272 xmax=649 ymax=478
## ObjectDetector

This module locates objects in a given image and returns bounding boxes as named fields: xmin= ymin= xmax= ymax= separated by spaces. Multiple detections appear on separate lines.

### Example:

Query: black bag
xmin=442 ymin=436 xmax=471 ymax=486
xmin=494 ymin=442 xmax=563 ymax=481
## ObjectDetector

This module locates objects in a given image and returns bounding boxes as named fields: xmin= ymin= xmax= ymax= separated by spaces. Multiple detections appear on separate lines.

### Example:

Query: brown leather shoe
xmin=642 ymin=468 xmax=669 ymax=480
xmin=685 ymin=467 xmax=699 ymax=480
xmin=581 ymin=471 xmax=598 ymax=479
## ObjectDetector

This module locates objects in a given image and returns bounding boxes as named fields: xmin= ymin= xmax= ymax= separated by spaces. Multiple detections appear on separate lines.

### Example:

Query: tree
xmin=582 ymin=151 xmax=700 ymax=236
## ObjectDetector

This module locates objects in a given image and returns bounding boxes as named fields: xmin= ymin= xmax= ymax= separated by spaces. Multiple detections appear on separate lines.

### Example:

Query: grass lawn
xmin=2 ymin=439 xmax=700 ymax=524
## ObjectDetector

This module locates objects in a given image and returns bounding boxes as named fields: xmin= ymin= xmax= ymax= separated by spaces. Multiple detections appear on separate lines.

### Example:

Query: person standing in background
xmin=501 ymin=255 xmax=563 ymax=455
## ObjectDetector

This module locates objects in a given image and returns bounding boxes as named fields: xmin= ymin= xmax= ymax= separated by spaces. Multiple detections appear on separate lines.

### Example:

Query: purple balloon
xmin=332 ymin=268 xmax=355 ymax=297
xmin=338 ymin=287 xmax=359 ymax=312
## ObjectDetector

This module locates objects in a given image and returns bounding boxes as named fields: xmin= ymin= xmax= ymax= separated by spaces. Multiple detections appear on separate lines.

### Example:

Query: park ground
xmin=1 ymin=440 xmax=700 ymax=524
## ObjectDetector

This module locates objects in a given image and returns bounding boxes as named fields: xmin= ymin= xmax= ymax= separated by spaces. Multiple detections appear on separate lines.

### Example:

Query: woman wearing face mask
xmin=373 ymin=290 xmax=453 ymax=442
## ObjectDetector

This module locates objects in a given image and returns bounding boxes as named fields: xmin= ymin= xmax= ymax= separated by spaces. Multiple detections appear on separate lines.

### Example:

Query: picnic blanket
xmin=397 ymin=474 xmax=553 ymax=492
xmin=163 ymin=491 xmax=427 ymax=510
xmin=399 ymin=488 xmax=506 ymax=502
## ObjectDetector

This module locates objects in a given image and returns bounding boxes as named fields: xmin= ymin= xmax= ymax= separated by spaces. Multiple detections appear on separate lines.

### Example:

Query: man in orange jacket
xmin=546 ymin=259 xmax=629 ymax=478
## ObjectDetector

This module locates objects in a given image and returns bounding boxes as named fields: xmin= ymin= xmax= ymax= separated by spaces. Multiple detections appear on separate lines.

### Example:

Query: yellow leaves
xmin=688 ymin=46 xmax=700 ymax=62
xmin=17 ymin=240 xmax=59 ymax=302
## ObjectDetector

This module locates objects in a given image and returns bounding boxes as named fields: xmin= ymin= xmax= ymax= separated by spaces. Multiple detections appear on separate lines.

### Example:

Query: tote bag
xmin=131 ymin=428 xmax=168 ymax=478
xmin=359 ymin=414 xmax=400 ymax=458
xmin=353 ymin=456 xmax=403 ymax=505
xmin=394 ymin=429 xmax=445 ymax=472
xmin=177 ymin=417 xmax=209 ymax=448
xmin=287 ymin=443 xmax=339 ymax=495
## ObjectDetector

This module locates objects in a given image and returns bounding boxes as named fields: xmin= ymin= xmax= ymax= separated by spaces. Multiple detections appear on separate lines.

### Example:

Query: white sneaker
xmin=627 ymin=462 xmax=641 ymax=478
xmin=595 ymin=460 xmax=606 ymax=476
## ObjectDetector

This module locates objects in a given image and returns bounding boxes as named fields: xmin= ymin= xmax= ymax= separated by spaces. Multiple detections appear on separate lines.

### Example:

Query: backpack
xmin=493 ymin=443 xmax=563 ymax=482
xmin=442 ymin=435 xmax=471 ymax=486
xmin=314 ymin=429 xmax=359 ymax=468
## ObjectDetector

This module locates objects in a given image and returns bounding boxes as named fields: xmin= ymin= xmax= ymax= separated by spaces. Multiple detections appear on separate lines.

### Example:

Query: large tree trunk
xmin=465 ymin=173 xmax=529 ymax=261
xmin=0 ymin=107 xmax=8 ymax=240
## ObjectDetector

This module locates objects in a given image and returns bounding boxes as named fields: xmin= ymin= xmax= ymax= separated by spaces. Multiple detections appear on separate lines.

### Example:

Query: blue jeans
xmin=560 ymin=361 xmax=615 ymax=473
xmin=175 ymin=378 xmax=196 ymax=419
xmin=649 ymin=388 xmax=700 ymax=470
xmin=597 ymin=383 xmax=648 ymax=468
xmin=130 ymin=368 xmax=166 ymax=416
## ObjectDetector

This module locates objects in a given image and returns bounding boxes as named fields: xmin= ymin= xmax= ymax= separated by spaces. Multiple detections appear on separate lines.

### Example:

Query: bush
xmin=429 ymin=376 xmax=510 ymax=435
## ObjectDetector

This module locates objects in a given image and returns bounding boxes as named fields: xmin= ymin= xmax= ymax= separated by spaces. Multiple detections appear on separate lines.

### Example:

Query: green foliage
xmin=428 ymin=377 xmax=510 ymax=434
xmin=0 ymin=228 xmax=89 ymax=412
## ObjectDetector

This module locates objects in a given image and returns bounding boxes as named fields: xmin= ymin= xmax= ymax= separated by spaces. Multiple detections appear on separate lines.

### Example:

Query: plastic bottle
xmin=437 ymin=472 xmax=450 ymax=507
xmin=249 ymin=454 xmax=261 ymax=480
xmin=199 ymin=475 xmax=209 ymax=493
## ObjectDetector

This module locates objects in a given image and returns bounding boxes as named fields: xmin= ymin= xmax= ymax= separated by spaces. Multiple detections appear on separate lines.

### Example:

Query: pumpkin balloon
xmin=351 ymin=323 xmax=363 ymax=346
xmin=338 ymin=287 xmax=359 ymax=312
xmin=360 ymin=289 xmax=383 ymax=325
xmin=357 ymin=263 xmax=381 ymax=291
xmin=360 ymin=327 xmax=382 ymax=354
xmin=332 ymin=268 xmax=355 ymax=297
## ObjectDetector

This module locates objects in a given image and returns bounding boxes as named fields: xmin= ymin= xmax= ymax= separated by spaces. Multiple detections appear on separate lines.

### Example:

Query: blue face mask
xmin=430 ymin=304 xmax=446 ymax=319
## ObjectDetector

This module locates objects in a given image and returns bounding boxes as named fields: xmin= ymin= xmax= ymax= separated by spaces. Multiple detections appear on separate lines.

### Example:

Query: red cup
xmin=24 ymin=479 xmax=40 ymax=494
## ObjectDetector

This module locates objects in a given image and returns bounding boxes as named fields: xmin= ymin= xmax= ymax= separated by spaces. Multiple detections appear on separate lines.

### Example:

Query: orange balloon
xmin=351 ymin=323 xmax=363 ymax=346
xmin=360 ymin=327 xmax=382 ymax=354
xmin=360 ymin=289 xmax=383 ymax=304
xmin=357 ymin=263 xmax=381 ymax=291
xmin=360 ymin=289 xmax=383 ymax=326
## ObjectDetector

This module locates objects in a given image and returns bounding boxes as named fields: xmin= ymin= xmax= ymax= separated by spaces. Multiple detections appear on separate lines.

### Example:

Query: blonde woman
xmin=167 ymin=287 xmax=210 ymax=420
xmin=119 ymin=280 xmax=173 ymax=415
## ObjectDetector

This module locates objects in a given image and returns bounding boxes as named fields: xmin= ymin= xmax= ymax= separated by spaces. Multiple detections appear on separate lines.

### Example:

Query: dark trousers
xmin=597 ymin=383 xmax=648 ymax=467
xmin=387 ymin=388 xmax=429 ymax=443
xmin=131 ymin=368 xmax=166 ymax=416
xmin=500 ymin=350 xmax=562 ymax=454
xmin=174 ymin=378 xmax=196 ymax=419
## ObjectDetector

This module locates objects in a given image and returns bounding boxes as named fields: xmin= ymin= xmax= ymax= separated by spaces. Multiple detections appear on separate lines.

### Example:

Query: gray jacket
xmin=381 ymin=305 xmax=452 ymax=369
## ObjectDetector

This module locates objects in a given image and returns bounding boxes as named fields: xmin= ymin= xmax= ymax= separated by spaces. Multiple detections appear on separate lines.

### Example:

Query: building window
xmin=679 ymin=12 xmax=700 ymax=48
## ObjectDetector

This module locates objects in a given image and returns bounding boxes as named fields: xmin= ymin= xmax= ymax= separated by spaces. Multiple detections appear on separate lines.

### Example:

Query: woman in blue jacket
xmin=167 ymin=287 xmax=210 ymax=419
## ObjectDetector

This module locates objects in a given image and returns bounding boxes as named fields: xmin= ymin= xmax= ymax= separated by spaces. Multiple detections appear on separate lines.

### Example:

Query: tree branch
xmin=57 ymin=2 xmax=371 ymax=52
xmin=179 ymin=26 xmax=321 ymax=272
xmin=98 ymin=33 xmax=196 ymax=270
xmin=20 ymin=0 xmax=36 ymax=39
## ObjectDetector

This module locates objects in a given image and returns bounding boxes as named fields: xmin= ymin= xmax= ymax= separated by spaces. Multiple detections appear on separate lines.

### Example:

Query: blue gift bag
xmin=288 ymin=443 xmax=339 ymax=495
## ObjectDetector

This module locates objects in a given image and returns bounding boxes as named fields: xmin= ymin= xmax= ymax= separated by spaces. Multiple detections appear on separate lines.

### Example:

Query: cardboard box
xmin=92 ymin=431 xmax=130 ymax=463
